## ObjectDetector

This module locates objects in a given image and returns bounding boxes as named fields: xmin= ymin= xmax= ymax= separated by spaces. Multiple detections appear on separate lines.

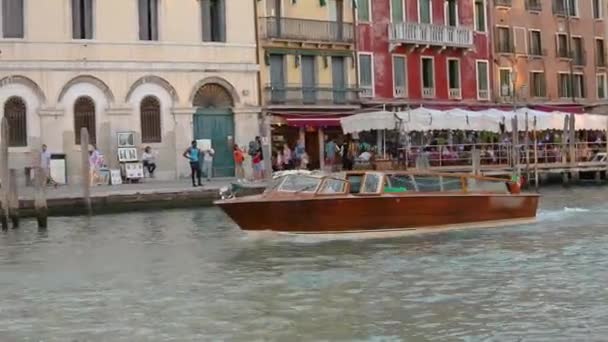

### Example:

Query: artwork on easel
xmin=110 ymin=169 xmax=122 ymax=185
xmin=125 ymin=162 xmax=144 ymax=179
xmin=117 ymin=132 xmax=135 ymax=147
xmin=98 ymin=169 xmax=110 ymax=185
xmin=118 ymin=147 xmax=138 ymax=162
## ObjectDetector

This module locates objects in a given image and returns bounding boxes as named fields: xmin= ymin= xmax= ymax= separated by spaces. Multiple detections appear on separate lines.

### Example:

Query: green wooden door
xmin=193 ymin=109 xmax=235 ymax=177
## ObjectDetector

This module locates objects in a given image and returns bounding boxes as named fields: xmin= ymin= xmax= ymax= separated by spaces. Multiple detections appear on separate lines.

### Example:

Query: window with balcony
xmin=596 ymin=39 xmax=606 ymax=67
xmin=391 ymin=0 xmax=405 ymax=23
xmin=138 ymin=0 xmax=158 ymax=41
xmin=495 ymin=27 xmax=513 ymax=53
xmin=447 ymin=59 xmax=461 ymax=99
xmin=357 ymin=0 xmax=371 ymax=22
xmin=421 ymin=57 xmax=435 ymax=98
xmin=556 ymin=34 xmax=569 ymax=58
xmin=474 ymin=0 xmax=486 ymax=32
xmin=553 ymin=0 xmax=578 ymax=16
xmin=530 ymin=72 xmax=547 ymax=98
xmin=358 ymin=53 xmax=374 ymax=97
xmin=495 ymin=0 xmax=512 ymax=7
xmin=593 ymin=0 xmax=603 ymax=19
xmin=3 ymin=97 xmax=26 ymax=147
xmin=476 ymin=60 xmax=490 ymax=100
xmin=419 ymin=0 xmax=432 ymax=24
xmin=499 ymin=68 xmax=512 ymax=97
xmin=525 ymin=0 xmax=542 ymax=12
xmin=529 ymin=30 xmax=543 ymax=56
xmin=2 ymin=0 xmax=24 ymax=38
xmin=444 ymin=0 xmax=458 ymax=26
xmin=572 ymin=37 xmax=584 ymax=66
xmin=202 ymin=0 xmax=226 ymax=42
xmin=597 ymin=73 xmax=607 ymax=99
xmin=72 ymin=0 xmax=93 ymax=39
xmin=392 ymin=55 xmax=406 ymax=97
xmin=573 ymin=73 xmax=585 ymax=98
xmin=558 ymin=73 xmax=570 ymax=98
xmin=269 ymin=54 xmax=286 ymax=103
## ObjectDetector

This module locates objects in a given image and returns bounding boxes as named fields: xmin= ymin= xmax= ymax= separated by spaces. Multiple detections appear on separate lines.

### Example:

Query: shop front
xmin=270 ymin=114 xmax=349 ymax=170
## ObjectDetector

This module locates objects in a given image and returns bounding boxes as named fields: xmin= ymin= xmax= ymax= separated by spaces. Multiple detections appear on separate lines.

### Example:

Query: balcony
xmin=388 ymin=22 xmax=474 ymax=50
xmin=552 ymin=0 xmax=574 ymax=16
xmin=572 ymin=50 xmax=586 ymax=67
xmin=495 ymin=40 xmax=515 ymax=54
xmin=528 ymin=46 xmax=547 ymax=57
xmin=261 ymin=17 xmax=354 ymax=44
xmin=265 ymin=84 xmax=359 ymax=106
xmin=525 ymin=0 xmax=542 ymax=11
xmin=422 ymin=87 xmax=435 ymax=99
xmin=495 ymin=0 xmax=512 ymax=8
xmin=449 ymin=88 xmax=462 ymax=99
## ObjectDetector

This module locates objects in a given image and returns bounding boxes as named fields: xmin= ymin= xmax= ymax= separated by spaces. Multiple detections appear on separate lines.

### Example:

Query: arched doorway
xmin=192 ymin=83 xmax=235 ymax=177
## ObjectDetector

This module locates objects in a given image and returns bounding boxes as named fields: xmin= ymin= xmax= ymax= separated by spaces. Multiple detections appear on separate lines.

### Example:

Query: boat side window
xmin=360 ymin=173 xmax=383 ymax=194
xmin=278 ymin=175 xmax=321 ymax=193
xmin=384 ymin=175 xmax=415 ymax=193
xmin=346 ymin=175 xmax=363 ymax=193
xmin=317 ymin=178 xmax=348 ymax=195
xmin=466 ymin=177 xmax=509 ymax=194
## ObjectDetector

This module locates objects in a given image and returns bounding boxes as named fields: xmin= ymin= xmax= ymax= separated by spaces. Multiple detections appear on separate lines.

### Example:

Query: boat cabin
xmin=265 ymin=171 xmax=516 ymax=197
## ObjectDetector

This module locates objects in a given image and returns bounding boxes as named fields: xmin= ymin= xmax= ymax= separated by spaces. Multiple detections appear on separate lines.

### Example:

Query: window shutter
xmin=217 ymin=0 xmax=226 ymax=42
xmin=150 ymin=0 xmax=158 ymax=40
xmin=201 ymin=0 xmax=212 ymax=41
xmin=138 ymin=0 xmax=150 ymax=40
xmin=83 ymin=0 xmax=93 ymax=39
xmin=72 ymin=0 xmax=82 ymax=39
xmin=3 ymin=0 xmax=24 ymax=38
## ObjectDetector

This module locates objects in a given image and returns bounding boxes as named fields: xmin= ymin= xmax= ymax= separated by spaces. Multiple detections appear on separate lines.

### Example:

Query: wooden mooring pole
xmin=562 ymin=115 xmax=570 ymax=186
xmin=81 ymin=128 xmax=92 ymax=215
xmin=34 ymin=167 xmax=47 ymax=229
xmin=569 ymin=114 xmax=578 ymax=182
xmin=8 ymin=169 xmax=19 ymax=228
xmin=0 ymin=117 xmax=9 ymax=231
xmin=533 ymin=116 xmax=539 ymax=191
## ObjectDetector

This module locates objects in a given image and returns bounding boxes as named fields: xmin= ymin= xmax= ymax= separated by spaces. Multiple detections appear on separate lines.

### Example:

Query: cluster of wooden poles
xmin=0 ymin=117 xmax=93 ymax=231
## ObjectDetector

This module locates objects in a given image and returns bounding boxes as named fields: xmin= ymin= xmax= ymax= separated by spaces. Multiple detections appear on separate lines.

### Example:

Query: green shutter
xmin=320 ymin=0 xmax=326 ymax=6
xmin=357 ymin=0 xmax=369 ymax=21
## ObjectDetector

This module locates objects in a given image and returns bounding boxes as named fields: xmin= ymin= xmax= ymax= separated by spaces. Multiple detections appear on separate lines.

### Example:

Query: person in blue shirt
xmin=183 ymin=140 xmax=202 ymax=187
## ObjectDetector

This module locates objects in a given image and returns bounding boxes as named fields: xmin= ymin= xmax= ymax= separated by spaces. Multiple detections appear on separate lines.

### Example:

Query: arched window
xmin=74 ymin=96 xmax=96 ymax=145
xmin=140 ymin=96 xmax=161 ymax=143
xmin=3 ymin=97 xmax=27 ymax=147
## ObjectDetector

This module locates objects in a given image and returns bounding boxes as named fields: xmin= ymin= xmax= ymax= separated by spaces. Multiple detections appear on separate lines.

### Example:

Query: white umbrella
xmin=340 ymin=110 xmax=396 ymax=134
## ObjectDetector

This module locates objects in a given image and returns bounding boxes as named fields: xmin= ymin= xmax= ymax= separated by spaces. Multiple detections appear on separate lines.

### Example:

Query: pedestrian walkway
xmin=18 ymin=179 xmax=232 ymax=200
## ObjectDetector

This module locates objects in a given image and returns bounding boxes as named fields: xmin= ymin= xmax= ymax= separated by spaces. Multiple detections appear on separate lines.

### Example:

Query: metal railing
xmin=525 ymin=0 xmax=542 ymax=11
xmin=422 ymin=87 xmax=435 ymax=98
xmin=389 ymin=22 xmax=474 ymax=48
xmin=261 ymin=17 xmax=354 ymax=43
xmin=528 ymin=46 xmax=547 ymax=57
xmin=264 ymin=84 xmax=360 ymax=105
xmin=572 ymin=49 xmax=586 ymax=66
xmin=496 ymin=39 xmax=515 ymax=53
xmin=394 ymin=142 xmax=608 ymax=169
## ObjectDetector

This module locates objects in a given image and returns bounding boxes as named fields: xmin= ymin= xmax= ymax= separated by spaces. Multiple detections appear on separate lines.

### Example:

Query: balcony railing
xmin=597 ymin=52 xmax=607 ymax=67
xmin=422 ymin=87 xmax=435 ymax=98
xmin=389 ymin=22 xmax=474 ymax=49
xmin=495 ymin=40 xmax=515 ymax=54
xmin=449 ymin=88 xmax=462 ymax=99
xmin=265 ymin=84 xmax=359 ymax=105
xmin=495 ymin=0 xmax=512 ymax=7
xmin=528 ymin=46 xmax=547 ymax=57
xmin=261 ymin=17 xmax=354 ymax=44
xmin=525 ymin=0 xmax=542 ymax=11
xmin=552 ymin=0 xmax=574 ymax=16
xmin=572 ymin=50 xmax=586 ymax=66
xmin=394 ymin=86 xmax=406 ymax=97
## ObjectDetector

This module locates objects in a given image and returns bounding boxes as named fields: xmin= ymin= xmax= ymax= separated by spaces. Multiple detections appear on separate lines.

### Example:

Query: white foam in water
xmin=563 ymin=207 xmax=591 ymax=213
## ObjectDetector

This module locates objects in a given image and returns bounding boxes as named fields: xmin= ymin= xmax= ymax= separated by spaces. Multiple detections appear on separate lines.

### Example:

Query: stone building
xmin=0 ymin=0 xmax=260 ymax=183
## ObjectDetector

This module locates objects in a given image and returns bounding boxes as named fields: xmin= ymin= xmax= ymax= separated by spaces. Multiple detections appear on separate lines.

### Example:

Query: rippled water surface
xmin=1 ymin=187 xmax=608 ymax=341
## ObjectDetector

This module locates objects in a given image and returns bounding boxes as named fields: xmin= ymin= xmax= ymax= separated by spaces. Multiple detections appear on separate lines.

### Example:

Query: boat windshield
xmin=360 ymin=173 xmax=383 ymax=194
xmin=317 ymin=178 xmax=348 ymax=194
xmin=277 ymin=175 xmax=321 ymax=193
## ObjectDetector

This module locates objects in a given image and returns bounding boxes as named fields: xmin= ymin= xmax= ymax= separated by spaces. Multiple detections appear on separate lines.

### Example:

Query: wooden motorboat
xmin=215 ymin=171 xmax=539 ymax=234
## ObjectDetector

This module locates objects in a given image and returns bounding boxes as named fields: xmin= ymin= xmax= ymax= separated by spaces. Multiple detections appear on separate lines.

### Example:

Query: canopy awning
xmin=340 ymin=110 xmax=397 ymax=133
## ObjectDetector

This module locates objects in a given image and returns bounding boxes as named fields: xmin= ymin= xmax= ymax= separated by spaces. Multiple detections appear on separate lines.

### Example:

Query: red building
xmin=357 ymin=0 xmax=493 ymax=110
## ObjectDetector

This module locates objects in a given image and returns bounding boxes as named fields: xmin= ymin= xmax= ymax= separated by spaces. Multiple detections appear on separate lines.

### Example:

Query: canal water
xmin=1 ymin=187 xmax=607 ymax=341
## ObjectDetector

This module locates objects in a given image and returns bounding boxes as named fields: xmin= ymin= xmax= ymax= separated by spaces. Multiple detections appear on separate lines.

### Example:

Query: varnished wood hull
xmin=215 ymin=194 xmax=539 ymax=234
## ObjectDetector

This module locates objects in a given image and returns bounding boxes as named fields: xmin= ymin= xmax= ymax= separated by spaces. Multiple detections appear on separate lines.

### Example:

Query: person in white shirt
xmin=202 ymin=147 xmax=215 ymax=181
xmin=40 ymin=144 xmax=57 ymax=187
xmin=141 ymin=146 xmax=157 ymax=177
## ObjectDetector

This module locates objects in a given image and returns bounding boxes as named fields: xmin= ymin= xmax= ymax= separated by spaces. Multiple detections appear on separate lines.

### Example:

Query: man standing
xmin=325 ymin=138 xmax=337 ymax=171
xmin=40 ymin=144 xmax=57 ymax=187
xmin=183 ymin=140 xmax=202 ymax=187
